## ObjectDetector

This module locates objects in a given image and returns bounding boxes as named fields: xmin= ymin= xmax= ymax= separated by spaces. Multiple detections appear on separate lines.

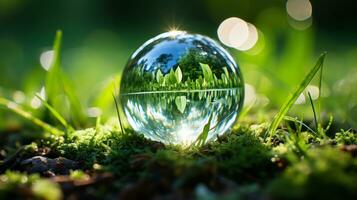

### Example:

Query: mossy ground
xmin=0 ymin=121 xmax=356 ymax=200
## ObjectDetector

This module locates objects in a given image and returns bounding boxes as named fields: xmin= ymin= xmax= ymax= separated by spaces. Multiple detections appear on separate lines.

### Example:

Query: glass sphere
xmin=120 ymin=31 xmax=244 ymax=145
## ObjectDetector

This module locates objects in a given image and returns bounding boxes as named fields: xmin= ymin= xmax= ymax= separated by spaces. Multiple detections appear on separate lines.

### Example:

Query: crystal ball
xmin=120 ymin=31 xmax=244 ymax=145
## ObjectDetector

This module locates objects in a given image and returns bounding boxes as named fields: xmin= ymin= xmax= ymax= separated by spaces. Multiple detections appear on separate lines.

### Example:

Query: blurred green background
xmin=0 ymin=0 xmax=356 ymax=130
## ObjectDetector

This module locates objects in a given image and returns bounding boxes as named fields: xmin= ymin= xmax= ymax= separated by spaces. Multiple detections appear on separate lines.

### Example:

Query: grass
xmin=267 ymin=52 xmax=326 ymax=139
xmin=0 ymin=31 xmax=356 ymax=199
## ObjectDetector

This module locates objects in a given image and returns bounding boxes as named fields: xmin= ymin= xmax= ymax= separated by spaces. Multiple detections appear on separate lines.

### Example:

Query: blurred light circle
xmin=244 ymin=83 xmax=257 ymax=106
xmin=31 ymin=86 xmax=46 ymax=109
xmin=13 ymin=91 xmax=25 ymax=104
xmin=234 ymin=23 xmax=259 ymax=51
xmin=87 ymin=107 xmax=102 ymax=117
xmin=295 ymin=93 xmax=306 ymax=104
xmin=288 ymin=17 xmax=312 ymax=30
xmin=217 ymin=17 xmax=249 ymax=48
xmin=306 ymin=85 xmax=319 ymax=100
xmin=40 ymin=50 xmax=54 ymax=71
xmin=286 ymin=0 xmax=312 ymax=21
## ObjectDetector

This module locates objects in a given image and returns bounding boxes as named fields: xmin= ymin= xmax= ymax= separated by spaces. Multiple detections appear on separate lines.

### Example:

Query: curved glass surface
xmin=120 ymin=31 xmax=244 ymax=145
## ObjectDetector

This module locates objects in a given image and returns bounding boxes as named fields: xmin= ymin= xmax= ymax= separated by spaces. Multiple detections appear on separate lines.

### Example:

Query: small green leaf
xmin=167 ymin=69 xmax=177 ymax=84
xmin=200 ymin=63 xmax=214 ymax=83
xmin=156 ymin=69 xmax=163 ymax=83
xmin=175 ymin=96 xmax=187 ymax=114
xmin=213 ymin=74 xmax=218 ymax=84
xmin=175 ymin=66 xmax=182 ymax=83
xmin=160 ymin=97 xmax=167 ymax=109
xmin=199 ymin=91 xmax=204 ymax=100
xmin=221 ymin=73 xmax=228 ymax=85
xmin=223 ymin=67 xmax=230 ymax=78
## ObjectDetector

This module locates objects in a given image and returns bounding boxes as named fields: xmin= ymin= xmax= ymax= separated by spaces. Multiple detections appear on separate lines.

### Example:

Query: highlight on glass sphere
xmin=120 ymin=30 xmax=244 ymax=145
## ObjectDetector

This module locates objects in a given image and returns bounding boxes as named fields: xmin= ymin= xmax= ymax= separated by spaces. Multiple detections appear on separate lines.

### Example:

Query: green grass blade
xmin=0 ymin=97 xmax=64 ymax=136
xmin=268 ymin=52 xmax=326 ymax=138
xmin=35 ymin=94 xmax=72 ymax=130
xmin=61 ymin=74 xmax=86 ymax=126
xmin=307 ymin=92 xmax=318 ymax=131
xmin=93 ymin=75 xmax=120 ymax=113
xmin=317 ymin=55 xmax=324 ymax=131
xmin=112 ymin=93 xmax=125 ymax=134
xmin=45 ymin=30 xmax=85 ymax=127
xmin=45 ymin=30 xmax=62 ymax=105
xmin=194 ymin=113 xmax=213 ymax=146
xmin=283 ymin=116 xmax=316 ymax=134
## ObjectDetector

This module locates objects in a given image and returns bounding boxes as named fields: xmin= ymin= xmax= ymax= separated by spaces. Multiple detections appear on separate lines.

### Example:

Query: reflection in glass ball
xmin=120 ymin=31 xmax=244 ymax=145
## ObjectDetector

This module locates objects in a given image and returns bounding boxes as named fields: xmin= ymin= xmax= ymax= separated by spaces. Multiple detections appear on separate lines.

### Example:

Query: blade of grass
xmin=45 ymin=30 xmax=62 ymax=106
xmin=283 ymin=116 xmax=317 ymax=134
xmin=112 ymin=93 xmax=125 ymax=134
xmin=0 ymin=97 xmax=64 ymax=136
xmin=111 ymin=78 xmax=125 ymax=134
xmin=194 ymin=113 xmax=213 ymax=146
xmin=317 ymin=55 xmax=324 ymax=123
xmin=307 ymin=92 xmax=318 ymax=131
xmin=35 ymin=94 xmax=72 ymax=131
xmin=267 ymin=52 xmax=326 ymax=139
xmin=62 ymin=74 xmax=86 ymax=126
xmin=93 ymin=75 xmax=121 ymax=113
xmin=45 ymin=30 xmax=85 ymax=127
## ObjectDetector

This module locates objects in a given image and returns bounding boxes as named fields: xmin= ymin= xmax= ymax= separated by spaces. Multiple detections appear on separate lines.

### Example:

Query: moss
xmin=53 ymin=125 xmax=164 ymax=176
xmin=334 ymin=129 xmax=357 ymax=145
xmin=267 ymin=147 xmax=357 ymax=200
xmin=1 ymin=122 xmax=357 ymax=199
xmin=204 ymin=131 xmax=276 ymax=183
xmin=0 ymin=171 xmax=62 ymax=200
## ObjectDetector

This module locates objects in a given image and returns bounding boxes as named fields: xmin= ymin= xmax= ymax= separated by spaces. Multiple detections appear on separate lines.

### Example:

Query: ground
xmin=0 ymin=120 xmax=356 ymax=200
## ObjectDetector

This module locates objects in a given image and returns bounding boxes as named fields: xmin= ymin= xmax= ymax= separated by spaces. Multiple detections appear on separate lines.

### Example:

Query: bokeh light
xmin=217 ymin=17 xmax=249 ymax=48
xmin=40 ymin=50 xmax=54 ymax=71
xmin=30 ymin=86 xmax=46 ymax=109
xmin=244 ymin=83 xmax=257 ymax=106
xmin=288 ymin=17 xmax=312 ymax=30
xmin=294 ymin=85 xmax=320 ymax=105
xmin=217 ymin=17 xmax=259 ymax=51
xmin=87 ymin=107 xmax=103 ymax=117
xmin=286 ymin=0 xmax=312 ymax=21
xmin=295 ymin=93 xmax=306 ymax=105
xmin=306 ymin=85 xmax=319 ymax=100
xmin=235 ymin=23 xmax=259 ymax=51
xmin=12 ymin=91 xmax=25 ymax=104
